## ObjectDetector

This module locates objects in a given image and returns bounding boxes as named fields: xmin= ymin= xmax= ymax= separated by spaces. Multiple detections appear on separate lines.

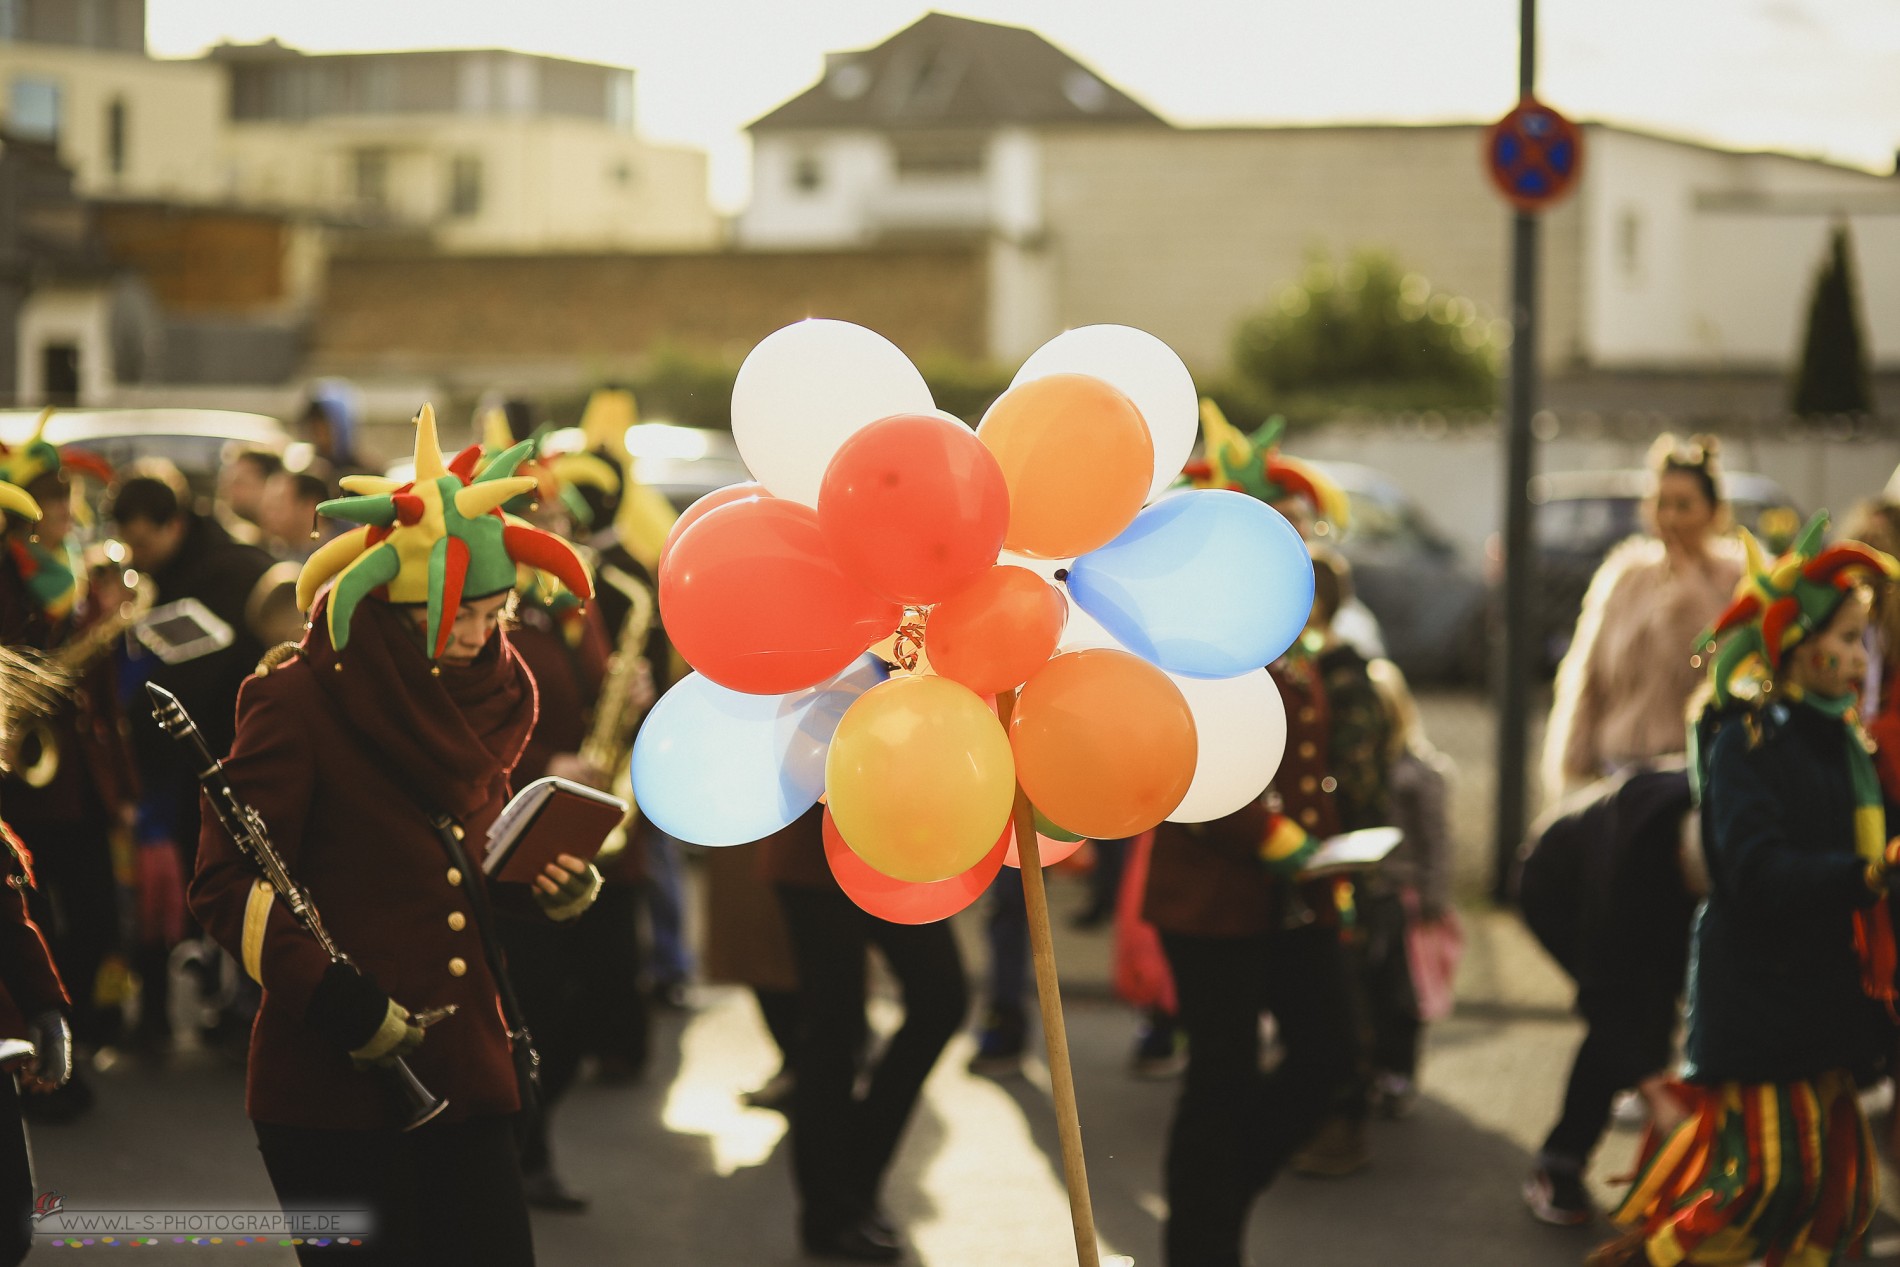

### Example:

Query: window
xmin=353 ymin=149 xmax=389 ymax=211
xmin=791 ymin=152 xmax=823 ymax=194
xmin=41 ymin=345 xmax=80 ymax=407
xmin=105 ymin=96 xmax=126 ymax=177
xmin=892 ymin=135 xmax=985 ymax=178
xmin=8 ymin=77 xmax=62 ymax=144
xmin=448 ymin=154 xmax=482 ymax=218
xmin=0 ymin=0 xmax=20 ymax=41
xmin=1618 ymin=208 xmax=1643 ymax=279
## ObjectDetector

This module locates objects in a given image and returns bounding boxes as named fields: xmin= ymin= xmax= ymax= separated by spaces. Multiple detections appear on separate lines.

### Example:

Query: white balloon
xmin=1012 ymin=325 xmax=1199 ymax=504
xmin=1165 ymin=669 xmax=1288 ymax=824
xmin=730 ymin=319 xmax=936 ymax=506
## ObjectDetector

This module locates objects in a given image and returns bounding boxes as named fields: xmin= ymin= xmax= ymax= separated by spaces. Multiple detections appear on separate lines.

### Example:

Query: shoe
xmin=1290 ymin=1116 xmax=1370 ymax=1178
xmin=1523 ymin=1165 xmax=1593 ymax=1227
xmin=801 ymin=1217 xmax=901 ymax=1262
xmin=1584 ymin=1229 xmax=1652 ymax=1267
xmin=967 ymin=1006 xmax=1026 ymax=1078
xmin=21 ymin=1073 xmax=94 ymax=1125
xmin=1129 ymin=1019 xmax=1187 ymax=1079
xmin=1372 ymin=1071 xmax=1419 ymax=1119
xmin=649 ymin=981 xmax=694 ymax=1012
xmin=520 ymin=1167 xmax=589 ymax=1213
xmin=741 ymin=1069 xmax=795 ymax=1113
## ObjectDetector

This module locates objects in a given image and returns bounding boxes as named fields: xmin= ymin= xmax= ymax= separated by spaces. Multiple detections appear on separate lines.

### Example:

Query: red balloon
xmin=824 ymin=808 xmax=1007 ymax=924
xmin=660 ymin=482 xmax=767 ymax=571
xmin=927 ymin=566 xmax=1066 ymax=695
xmin=661 ymin=498 xmax=902 ymax=694
xmin=1003 ymin=830 xmax=1086 ymax=869
xmin=818 ymin=414 xmax=1010 ymax=605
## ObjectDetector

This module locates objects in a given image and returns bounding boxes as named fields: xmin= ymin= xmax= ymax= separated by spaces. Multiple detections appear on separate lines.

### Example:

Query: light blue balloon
xmin=1068 ymin=490 xmax=1314 ymax=678
xmin=631 ymin=655 xmax=887 ymax=846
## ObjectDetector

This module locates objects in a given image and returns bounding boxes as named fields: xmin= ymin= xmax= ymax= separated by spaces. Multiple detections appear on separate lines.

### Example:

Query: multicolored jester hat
xmin=0 ymin=407 xmax=118 ymax=620
xmin=295 ymin=405 xmax=592 ymax=657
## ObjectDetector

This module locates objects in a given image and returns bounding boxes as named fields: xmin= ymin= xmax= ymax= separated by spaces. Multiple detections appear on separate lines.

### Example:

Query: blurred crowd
xmin=4 ymin=387 xmax=1900 ymax=1267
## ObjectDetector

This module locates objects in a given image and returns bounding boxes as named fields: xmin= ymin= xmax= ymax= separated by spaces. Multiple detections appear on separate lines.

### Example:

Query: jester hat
xmin=1696 ymin=511 xmax=1899 ymax=706
xmin=478 ymin=410 xmax=621 ymax=528
xmin=576 ymin=386 xmax=678 ymax=571
xmin=295 ymin=405 xmax=594 ymax=659
xmin=0 ymin=408 xmax=114 ymax=523
xmin=1183 ymin=400 xmax=1351 ymax=534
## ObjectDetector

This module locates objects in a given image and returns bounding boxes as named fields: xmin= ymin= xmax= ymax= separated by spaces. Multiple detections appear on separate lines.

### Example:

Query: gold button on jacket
xmin=447 ymin=912 xmax=466 ymax=932
xmin=446 ymin=868 xmax=463 ymax=886
xmin=448 ymin=957 xmax=467 ymax=977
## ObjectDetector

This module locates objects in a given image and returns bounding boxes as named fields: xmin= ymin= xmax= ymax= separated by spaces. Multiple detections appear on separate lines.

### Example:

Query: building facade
xmin=211 ymin=42 xmax=719 ymax=252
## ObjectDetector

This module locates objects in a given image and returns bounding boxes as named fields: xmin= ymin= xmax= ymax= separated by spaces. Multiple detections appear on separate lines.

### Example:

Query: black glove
xmin=24 ymin=1010 xmax=70 ymax=1092
xmin=307 ymin=962 xmax=394 ymax=1055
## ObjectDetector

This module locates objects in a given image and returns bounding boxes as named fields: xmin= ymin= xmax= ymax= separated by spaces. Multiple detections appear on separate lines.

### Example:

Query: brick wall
xmin=94 ymin=204 xmax=292 ymax=313
xmin=309 ymin=245 xmax=989 ymax=375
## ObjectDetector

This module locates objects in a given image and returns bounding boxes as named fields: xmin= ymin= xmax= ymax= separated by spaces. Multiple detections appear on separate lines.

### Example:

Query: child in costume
xmin=188 ymin=408 xmax=603 ymax=1267
xmin=1590 ymin=513 xmax=1900 ymax=1267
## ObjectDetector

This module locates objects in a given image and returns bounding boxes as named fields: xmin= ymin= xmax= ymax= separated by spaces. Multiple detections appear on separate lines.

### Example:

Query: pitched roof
xmin=750 ymin=12 xmax=1166 ymax=132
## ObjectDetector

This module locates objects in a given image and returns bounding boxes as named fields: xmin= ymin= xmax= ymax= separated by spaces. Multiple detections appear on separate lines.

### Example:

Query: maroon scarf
xmin=303 ymin=595 xmax=538 ymax=821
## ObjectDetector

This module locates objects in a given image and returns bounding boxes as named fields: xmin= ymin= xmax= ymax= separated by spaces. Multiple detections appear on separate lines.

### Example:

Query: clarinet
xmin=146 ymin=683 xmax=451 ymax=1131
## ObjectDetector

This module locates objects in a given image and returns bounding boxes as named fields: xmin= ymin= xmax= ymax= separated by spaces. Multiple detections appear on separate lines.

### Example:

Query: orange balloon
xmin=927 ymin=566 xmax=1067 ymax=696
xmin=976 ymin=374 xmax=1153 ymax=558
xmin=1009 ymin=649 xmax=1196 ymax=839
xmin=1003 ymin=829 xmax=1086 ymax=869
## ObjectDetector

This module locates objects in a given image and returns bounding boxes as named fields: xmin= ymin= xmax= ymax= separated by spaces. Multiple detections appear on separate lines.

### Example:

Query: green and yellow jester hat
xmin=1695 ymin=510 xmax=1899 ymax=707
xmin=577 ymin=387 xmax=679 ymax=571
xmin=478 ymin=409 xmax=622 ymax=529
xmin=0 ymin=408 xmax=118 ymax=620
xmin=295 ymin=405 xmax=595 ymax=659
xmin=1183 ymin=400 xmax=1351 ymax=534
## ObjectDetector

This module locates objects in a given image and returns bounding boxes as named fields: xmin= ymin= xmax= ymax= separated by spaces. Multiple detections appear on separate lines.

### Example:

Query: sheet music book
xmin=1298 ymin=826 xmax=1404 ymax=878
xmin=483 ymin=777 xmax=628 ymax=884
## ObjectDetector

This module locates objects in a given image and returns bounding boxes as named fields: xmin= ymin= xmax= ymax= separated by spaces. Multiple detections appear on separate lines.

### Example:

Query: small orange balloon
xmin=976 ymin=374 xmax=1153 ymax=559
xmin=927 ymin=566 xmax=1067 ymax=696
xmin=1009 ymin=649 xmax=1196 ymax=839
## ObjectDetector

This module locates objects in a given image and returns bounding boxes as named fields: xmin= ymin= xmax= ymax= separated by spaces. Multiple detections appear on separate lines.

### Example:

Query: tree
xmin=1791 ymin=224 xmax=1875 ymax=416
xmin=1229 ymin=249 xmax=1500 ymax=414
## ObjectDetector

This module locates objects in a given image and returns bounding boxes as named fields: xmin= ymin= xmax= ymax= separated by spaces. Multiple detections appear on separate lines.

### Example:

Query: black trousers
xmin=1355 ymin=888 xmax=1422 ymax=1080
xmin=1161 ymin=924 xmax=1356 ymax=1267
xmin=0 ymin=1078 xmax=31 ymax=1267
xmin=17 ymin=815 xmax=123 ymax=1047
xmin=253 ymin=1114 xmax=533 ymax=1266
xmin=776 ymin=883 xmax=967 ymax=1239
xmin=1539 ymin=988 xmax=1679 ymax=1172
xmin=502 ymin=880 xmax=649 ymax=1174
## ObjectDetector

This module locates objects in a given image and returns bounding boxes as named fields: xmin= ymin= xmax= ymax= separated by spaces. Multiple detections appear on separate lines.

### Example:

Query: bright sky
xmin=147 ymin=0 xmax=1900 ymax=215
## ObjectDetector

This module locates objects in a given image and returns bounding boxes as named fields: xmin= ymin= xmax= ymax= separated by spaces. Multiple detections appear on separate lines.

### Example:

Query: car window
xmin=1536 ymin=497 xmax=1640 ymax=552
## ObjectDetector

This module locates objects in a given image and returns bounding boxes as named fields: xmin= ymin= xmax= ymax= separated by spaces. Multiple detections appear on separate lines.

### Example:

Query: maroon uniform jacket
xmin=1143 ymin=655 xmax=1341 ymax=938
xmin=0 ymin=825 xmax=69 ymax=1040
xmin=188 ymin=598 xmax=539 ymax=1130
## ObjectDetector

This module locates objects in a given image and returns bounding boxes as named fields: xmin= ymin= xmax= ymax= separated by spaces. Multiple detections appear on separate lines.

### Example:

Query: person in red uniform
xmin=0 ymin=414 xmax=136 ymax=1095
xmin=483 ymin=421 xmax=654 ymax=1211
xmin=187 ymin=409 xmax=601 ymax=1267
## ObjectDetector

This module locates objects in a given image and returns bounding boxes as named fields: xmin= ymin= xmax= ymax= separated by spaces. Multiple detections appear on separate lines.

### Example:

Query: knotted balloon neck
xmin=890 ymin=606 xmax=929 ymax=674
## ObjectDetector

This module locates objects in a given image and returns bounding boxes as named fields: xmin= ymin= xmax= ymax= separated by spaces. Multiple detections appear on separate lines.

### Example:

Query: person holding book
xmin=187 ymin=409 xmax=602 ymax=1267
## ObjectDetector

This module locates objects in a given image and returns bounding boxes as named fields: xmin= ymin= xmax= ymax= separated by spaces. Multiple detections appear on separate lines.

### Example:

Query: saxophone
xmin=3 ymin=569 xmax=153 ymax=789
xmin=580 ymin=565 xmax=657 ymax=847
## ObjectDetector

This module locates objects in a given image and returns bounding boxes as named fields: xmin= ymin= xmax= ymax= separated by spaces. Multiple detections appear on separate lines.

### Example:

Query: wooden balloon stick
xmin=1001 ymin=690 xmax=1102 ymax=1267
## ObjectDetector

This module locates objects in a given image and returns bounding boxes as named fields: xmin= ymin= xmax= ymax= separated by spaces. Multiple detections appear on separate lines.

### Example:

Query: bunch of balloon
xmin=630 ymin=319 xmax=1314 ymax=1267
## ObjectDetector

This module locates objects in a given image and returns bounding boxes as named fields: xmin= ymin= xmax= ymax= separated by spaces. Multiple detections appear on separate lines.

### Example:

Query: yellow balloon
xmin=826 ymin=676 xmax=1017 ymax=884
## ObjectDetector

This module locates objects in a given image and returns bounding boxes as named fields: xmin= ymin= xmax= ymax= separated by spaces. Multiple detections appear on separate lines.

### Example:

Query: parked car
xmin=0 ymin=407 xmax=291 ymax=500
xmin=1524 ymin=468 xmax=1799 ymax=672
xmin=1311 ymin=460 xmax=1491 ymax=684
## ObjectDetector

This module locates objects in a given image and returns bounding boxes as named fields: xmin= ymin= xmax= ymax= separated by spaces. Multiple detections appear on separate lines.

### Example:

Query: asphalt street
xmin=25 ymin=691 xmax=1900 ymax=1265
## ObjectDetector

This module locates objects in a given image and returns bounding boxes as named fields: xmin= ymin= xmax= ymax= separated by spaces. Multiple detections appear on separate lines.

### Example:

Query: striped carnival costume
xmin=1592 ymin=513 xmax=1900 ymax=1267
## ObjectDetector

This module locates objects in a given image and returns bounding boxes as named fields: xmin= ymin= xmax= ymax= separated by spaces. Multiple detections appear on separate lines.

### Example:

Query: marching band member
xmin=187 ymin=408 xmax=601 ymax=1266
xmin=1591 ymin=515 xmax=1898 ymax=1267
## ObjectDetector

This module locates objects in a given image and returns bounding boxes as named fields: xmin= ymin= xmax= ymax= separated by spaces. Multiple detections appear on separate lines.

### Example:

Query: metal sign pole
xmin=1493 ymin=0 xmax=1540 ymax=898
